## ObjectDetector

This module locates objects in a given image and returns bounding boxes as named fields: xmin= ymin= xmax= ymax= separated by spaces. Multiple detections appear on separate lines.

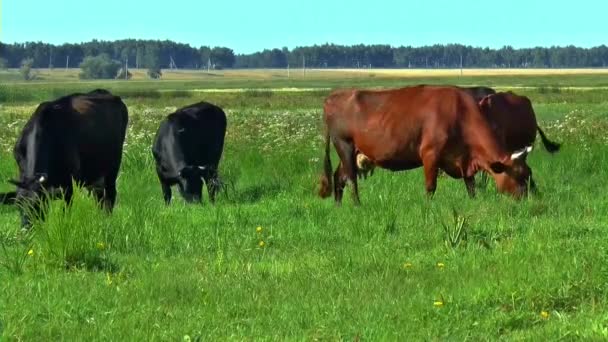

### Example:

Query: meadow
xmin=1 ymin=69 xmax=608 ymax=340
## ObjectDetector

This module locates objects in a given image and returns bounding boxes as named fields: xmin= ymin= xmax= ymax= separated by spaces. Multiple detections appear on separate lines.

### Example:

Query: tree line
xmin=1 ymin=40 xmax=608 ymax=70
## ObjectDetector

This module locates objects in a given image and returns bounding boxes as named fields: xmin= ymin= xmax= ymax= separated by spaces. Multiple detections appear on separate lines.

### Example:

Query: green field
xmin=1 ymin=70 xmax=608 ymax=340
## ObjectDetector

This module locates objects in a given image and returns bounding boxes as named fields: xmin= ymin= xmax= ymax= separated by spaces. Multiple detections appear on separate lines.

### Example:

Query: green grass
xmin=1 ymin=74 xmax=608 ymax=340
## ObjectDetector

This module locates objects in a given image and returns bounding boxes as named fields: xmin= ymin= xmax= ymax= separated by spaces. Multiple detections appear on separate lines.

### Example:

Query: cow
xmin=9 ymin=89 xmax=128 ymax=227
xmin=476 ymin=91 xmax=561 ymax=190
xmin=461 ymin=86 xmax=497 ymax=102
xmin=354 ymin=86 xmax=496 ymax=181
xmin=152 ymin=101 xmax=227 ymax=204
xmin=318 ymin=85 xmax=533 ymax=204
xmin=479 ymin=91 xmax=560 ymax=154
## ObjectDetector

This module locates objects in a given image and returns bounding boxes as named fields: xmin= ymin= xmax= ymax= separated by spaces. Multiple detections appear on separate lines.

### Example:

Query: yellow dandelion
xmin=540 ymin=310 xmax=550 ymax=319
xmin=256 ymin=226 xmax=263 ymax=233
xmin=403 ymin=262 xmax=413 ymax=269
xmin=259 ymin=240 xmax=265 ymax=248
xmin=96 ymin=242 xmax=105 ymax=250
xmin=436 ymin=262 xmax=445 ymax=268
xmin=106 ymin=273 xmax=113 ymax=286
xmin=27 ymin=249 xmax=34 ymax=256
xmin=434 ymin=300 xmax=444 ymax=307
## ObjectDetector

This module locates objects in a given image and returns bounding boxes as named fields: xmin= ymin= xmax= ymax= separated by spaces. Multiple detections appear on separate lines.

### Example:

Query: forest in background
xmin=1 ymin=40 xmax=608 ymax=70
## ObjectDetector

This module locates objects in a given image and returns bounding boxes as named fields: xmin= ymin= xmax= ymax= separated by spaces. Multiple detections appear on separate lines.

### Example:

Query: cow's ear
xmin=490 ymin=162 xmax=506 ymax=174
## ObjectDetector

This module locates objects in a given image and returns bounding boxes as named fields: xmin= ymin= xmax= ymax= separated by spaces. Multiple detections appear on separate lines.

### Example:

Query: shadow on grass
xmin=227 ymin=183 xmax=283 ymax=204
xmin=64 ymin=251 xmax=119 ymax=273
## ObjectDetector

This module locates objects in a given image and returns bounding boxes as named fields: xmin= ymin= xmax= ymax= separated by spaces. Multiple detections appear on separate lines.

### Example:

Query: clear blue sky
xmin=1 ymin=0 xmax=606 ymax=53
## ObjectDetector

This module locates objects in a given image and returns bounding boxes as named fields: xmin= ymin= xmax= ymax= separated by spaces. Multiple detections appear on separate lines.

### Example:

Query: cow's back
xmin=69 ymin=93 xmax=128 ymax=146
xmin=480 ymin=92 xmax=537 ymax=151
xmin=166 ymin=102 xmax=227 ymax=166
xmin=58 ymin=93 xmax=128 ymax=183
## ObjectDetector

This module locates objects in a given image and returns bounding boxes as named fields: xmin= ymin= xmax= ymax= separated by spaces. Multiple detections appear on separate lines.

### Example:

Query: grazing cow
xmin=476 ymin=91 xmax=561 ymax=190
xmin=152 ymin=101 xmax=227 ymax=204
xmin=318 ymin=85 xmax=533 ymax=204
xmin=10 ymin=89 xmax=128 ymax=227
xmin=354 ymin=86 xmax=496 ymax=181
xmin=479 ymin=92 xmax=560 ymax=154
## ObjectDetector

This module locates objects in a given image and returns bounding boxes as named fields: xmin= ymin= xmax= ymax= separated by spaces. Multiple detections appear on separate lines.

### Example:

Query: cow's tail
xmin=537 ymin=125 xmax=561 ymax=153
xmin=318 ymin=129 xmax=333 ymax=198
xmin=0 ymin=191 xmax=17 ymax=204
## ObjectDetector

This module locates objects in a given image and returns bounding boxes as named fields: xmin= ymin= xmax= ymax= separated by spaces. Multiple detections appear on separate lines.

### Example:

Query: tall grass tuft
xmin=33 ymin=185 xmax=117 ymax=272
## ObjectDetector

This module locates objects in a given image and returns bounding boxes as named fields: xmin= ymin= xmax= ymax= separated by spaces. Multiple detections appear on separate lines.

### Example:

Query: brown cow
xmin=318 ymin=85 xmax=533 ymax=204
xmin=479 ymin=91 xmax=560 ymax=154
xmin=354 ymin=85 xmax=496 ymax=181
xmin=477 ymin=91 xmax=561 ymax=190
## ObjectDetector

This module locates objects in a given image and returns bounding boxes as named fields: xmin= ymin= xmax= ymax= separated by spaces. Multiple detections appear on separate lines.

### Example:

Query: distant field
xmin=1 ymin=73 xmax=608 ymax=339
xmin=2 ymin=68 xmax=608 ymax=104
xmin=3 ymin=67 xmax=608 ymax=83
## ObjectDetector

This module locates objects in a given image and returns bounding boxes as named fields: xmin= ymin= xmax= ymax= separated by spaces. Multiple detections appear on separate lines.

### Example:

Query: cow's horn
xmin=510 ymin=146 xmax=532 ymax=160
xmin=38 ymin=175 xmax=46 ymax=183
xmin=198 ymin=166 xmax=207 ymax=171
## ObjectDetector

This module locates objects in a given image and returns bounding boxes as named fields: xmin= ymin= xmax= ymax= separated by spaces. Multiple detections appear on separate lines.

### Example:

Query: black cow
xmin=10 ymin=89 xmax=128 ymax=226
xmin=152 ymin=101 xmax=227 ymax=204
xmin=461 ymin=86 xmax=497 ymax=102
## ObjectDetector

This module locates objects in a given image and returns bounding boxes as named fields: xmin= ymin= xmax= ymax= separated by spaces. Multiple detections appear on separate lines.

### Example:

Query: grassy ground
xmin=1 ymin=71 xmax=608 ymax=340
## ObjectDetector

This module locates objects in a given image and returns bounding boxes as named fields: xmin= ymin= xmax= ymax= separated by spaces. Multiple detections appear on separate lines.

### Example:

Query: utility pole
xmin=302 ymin=55 xmax=306 ymax=76
xmin=460 ymin=53 xmax=463 ymax=76
xmin=287 ymin=63 xmax=290 ymax=78
xmin=66 ymin=56 xmax=69 ymax=71
xmin=125 ymin=57 xmax=128 ymax=80
xmin=207 ymin=57 xmax=211 ymax=72
xmin=48 ymin=47 xmax=53 ymax=69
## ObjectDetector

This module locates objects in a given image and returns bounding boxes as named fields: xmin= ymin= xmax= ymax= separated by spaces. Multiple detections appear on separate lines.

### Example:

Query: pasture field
xmin=1 ymin=72 xmax=608 ymax=340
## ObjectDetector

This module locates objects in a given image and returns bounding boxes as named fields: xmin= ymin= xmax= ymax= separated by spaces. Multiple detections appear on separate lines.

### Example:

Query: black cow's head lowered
xmin=9 ymin=173 xmax=54 ymax=227
xmin=177 ymin=165 xmax=208 ymax=203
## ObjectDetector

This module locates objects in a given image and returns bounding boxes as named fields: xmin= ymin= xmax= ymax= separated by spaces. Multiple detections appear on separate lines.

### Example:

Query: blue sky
xmin=1 ymin=0 xmax=606 ymax=53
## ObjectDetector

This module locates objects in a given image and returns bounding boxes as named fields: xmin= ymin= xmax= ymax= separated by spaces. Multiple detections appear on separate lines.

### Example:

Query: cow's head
xmin=488 ymin=146 xmax=534 ymax=198
xmin=9 ymin=173 xmax=56 ymax=227
xmin=10 ymin=173 xmax=53 ymax=204
xmin=177 ymin=165 xmax=207 ymax=203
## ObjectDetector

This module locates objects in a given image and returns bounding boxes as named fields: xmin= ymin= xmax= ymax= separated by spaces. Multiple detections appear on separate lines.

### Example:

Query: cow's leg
xmin=101 ymin=164 xmax=120 ymax=213
xmin=333 ymin=162 xmax=347 ymax=204
xmin=421 ymin=153 xmax=439 ymax=197
xmin=202 ymin=168 xmax=219 ymax=203
xmin=161 ymin=182 xmax=172 ymax=205
xmin=464 ymin=176 xmax=476 ymax=198
xmin=157 ymin=172 xmax=172 ymax=205
xmin=333 ymin=139 xmax=360 ymax=205
xmin=99 ymin=179 xmax=117 ymax=212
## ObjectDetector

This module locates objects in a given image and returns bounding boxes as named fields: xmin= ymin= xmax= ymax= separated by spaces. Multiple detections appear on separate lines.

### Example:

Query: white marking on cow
xmin=510 ymin=145 xmax=533 ymax=160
